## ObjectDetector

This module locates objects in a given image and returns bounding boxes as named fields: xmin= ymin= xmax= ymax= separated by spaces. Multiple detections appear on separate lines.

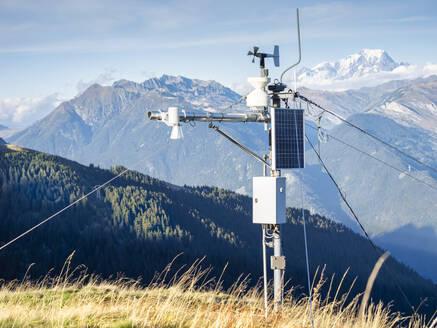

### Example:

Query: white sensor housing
xmin=168 ymin=107 xmax=179 ymax=125
xmin=170 ymin=125 xmax=183 ymax=139
xmin=246 ymin=76 xmax=270 ymax=109
xmin=166 ymin=107 xmax=183 ymax=140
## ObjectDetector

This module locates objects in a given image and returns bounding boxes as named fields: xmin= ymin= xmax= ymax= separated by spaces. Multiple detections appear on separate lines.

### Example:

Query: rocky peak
xmin=299 ymin=49 xmax=407 ymax=82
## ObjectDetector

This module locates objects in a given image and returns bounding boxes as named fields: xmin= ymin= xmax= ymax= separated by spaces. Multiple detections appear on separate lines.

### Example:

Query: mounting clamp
xmin=271 ymin=255 xmax=286 ymax=270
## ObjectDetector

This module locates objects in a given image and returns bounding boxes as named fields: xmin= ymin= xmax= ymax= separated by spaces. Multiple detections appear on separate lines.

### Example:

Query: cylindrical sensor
xmin=168 ymin=107 xmax=179 ymax=126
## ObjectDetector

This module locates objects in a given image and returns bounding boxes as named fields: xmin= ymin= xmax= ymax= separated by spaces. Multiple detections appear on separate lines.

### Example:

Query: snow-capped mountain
xmin=297 ymin=49 xmax=410 ymax=90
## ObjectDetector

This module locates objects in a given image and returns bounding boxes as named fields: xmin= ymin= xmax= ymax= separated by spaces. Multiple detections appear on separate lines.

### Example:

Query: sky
xmin=1 ymin=0 xmax=437 ymax=128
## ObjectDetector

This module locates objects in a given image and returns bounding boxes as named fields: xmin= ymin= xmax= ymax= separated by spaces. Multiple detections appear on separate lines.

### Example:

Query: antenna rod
xmin=280 ymin=8 xmax=301 ymax=83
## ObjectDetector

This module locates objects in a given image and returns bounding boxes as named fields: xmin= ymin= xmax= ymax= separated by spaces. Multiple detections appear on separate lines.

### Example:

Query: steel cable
xmin=0 ymin=142 xmax=168 ymax=252
xmin=305 ymin=134 xmax=415 ymax=312
xmin=296 ymin=92 xmax=437 ymax=175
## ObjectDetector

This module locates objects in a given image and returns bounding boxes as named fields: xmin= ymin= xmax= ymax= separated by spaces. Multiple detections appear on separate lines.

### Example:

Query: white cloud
xmin=424 ymin=62 xmax=437 ymax=76
xmin=76 ymin=68 xmax=117 ymax=94
xmin=0 ymin=28 xmax=296 ymax=54
xmin=227 ymin=81 xmax=252 ymax=97
xmin=384 ymin=16 xmax=431 ymax=23
xmin=294 ymin=63 xmax=437 ymax=91
xmin=0 ymin=0 xmax=282 ymax=55
xmin=0 ymin=94 xmax=62 ymax=128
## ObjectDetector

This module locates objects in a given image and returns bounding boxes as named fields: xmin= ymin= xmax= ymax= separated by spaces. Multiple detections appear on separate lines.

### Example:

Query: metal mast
xmin=148 ymin=8 xmax=302 ymax=316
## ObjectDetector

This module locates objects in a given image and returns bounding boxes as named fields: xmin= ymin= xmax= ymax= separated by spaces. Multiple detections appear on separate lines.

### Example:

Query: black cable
xmin=297 ymin=92 xmax=437 ymax=175
xmin=305 ymin=135 xmax=374 ymax=245
xmin=305 ymin=124 xmax=437 ymax=192
xmin=305 ymin=134 xmax=415 ymax=313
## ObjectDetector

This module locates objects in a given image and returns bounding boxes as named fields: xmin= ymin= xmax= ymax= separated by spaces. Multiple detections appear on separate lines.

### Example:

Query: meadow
xmin=0 ymin=254 xmax=434 ymax=328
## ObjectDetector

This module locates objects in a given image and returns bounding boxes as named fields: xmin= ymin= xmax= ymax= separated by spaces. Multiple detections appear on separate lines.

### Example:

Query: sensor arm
xmin=147 ymin=110 xmax=271 ymax=166
xmin=208 ymin=123 xmax=271 ymax=168
xmin=148 ymin=111 xmax=270 ymax=123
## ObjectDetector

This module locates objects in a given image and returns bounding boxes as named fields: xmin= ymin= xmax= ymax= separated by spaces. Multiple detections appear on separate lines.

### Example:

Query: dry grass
xmin=4 ymin=144 xmax=27 ymax=152
xmin=0 ymin=254 xmax=433 ymax=328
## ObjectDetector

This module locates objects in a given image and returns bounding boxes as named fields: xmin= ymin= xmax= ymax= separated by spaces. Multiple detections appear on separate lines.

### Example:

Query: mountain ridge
xmin=296 ymin=49 xmax=417 ymax=90
xmin=298 ymin=49 xmax=406 ymax=82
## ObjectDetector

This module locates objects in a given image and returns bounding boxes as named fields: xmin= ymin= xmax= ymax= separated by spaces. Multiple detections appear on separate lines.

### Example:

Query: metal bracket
xmin=271 ymin=255 xmax=286 ymax=270
xmin=209 ymin=123 xmax=271 ymax=168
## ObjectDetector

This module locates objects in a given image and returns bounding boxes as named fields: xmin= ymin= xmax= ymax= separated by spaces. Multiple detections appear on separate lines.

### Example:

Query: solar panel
xmin=271 ymin=108 xmax=305 ymax=169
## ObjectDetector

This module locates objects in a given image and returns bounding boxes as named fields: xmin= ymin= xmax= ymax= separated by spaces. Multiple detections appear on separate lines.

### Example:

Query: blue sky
xmin=1 ymin=0 xmax=436 ymax=128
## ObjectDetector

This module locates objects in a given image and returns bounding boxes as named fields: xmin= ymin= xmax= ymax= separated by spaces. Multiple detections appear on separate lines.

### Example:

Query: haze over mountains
xmin=8 ymin=50 xmax=437 ymax=282
xmin=0 ymin=125 xmax=13 ymax=139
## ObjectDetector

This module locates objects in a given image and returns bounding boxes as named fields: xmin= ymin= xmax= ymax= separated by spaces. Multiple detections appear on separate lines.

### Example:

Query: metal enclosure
xmin=253 ymin=177 xmax=286 ymax=224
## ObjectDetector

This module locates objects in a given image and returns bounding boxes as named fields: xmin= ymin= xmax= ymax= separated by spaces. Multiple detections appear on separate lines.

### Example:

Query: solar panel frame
xmin=271 ymin=108 xmax=305 ymax=170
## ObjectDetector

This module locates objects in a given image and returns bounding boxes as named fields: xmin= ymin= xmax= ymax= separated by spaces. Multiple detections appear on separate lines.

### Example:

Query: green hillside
xmin=0 ymin=144 xmax=436 ymax=315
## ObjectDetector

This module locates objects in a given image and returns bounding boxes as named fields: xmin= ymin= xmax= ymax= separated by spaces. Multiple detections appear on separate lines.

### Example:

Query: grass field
xmin=0 ymin=255 xmax=434 ymax=328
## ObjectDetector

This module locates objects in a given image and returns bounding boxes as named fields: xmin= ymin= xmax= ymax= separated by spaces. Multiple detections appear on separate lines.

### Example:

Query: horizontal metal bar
xmin=148 ymin=111 xmax=270 ymax=123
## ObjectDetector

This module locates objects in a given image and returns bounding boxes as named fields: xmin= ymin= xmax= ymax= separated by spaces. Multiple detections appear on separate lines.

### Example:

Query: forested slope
xmin=0 ymin=144 xmax=436 ymax=315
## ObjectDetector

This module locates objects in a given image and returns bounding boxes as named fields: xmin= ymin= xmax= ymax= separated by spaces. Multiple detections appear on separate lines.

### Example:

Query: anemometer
xmin=248 ymin=45 xmax=280 ymax=68
xmin=149 ymin=9 xmax=303 ymax=316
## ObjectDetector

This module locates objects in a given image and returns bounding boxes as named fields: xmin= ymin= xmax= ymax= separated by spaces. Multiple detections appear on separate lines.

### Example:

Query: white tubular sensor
xmin=167 ymin=107 xmax=183 ymax=140
xmin=168 ymin=107 xmax=179 ymax=125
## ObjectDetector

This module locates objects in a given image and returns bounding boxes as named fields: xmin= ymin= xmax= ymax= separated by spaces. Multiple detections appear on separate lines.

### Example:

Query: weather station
xmin=2 ymin=4 xmax=435 ymax=325
xmin=148 ymin=9 xmax=304 ymax=316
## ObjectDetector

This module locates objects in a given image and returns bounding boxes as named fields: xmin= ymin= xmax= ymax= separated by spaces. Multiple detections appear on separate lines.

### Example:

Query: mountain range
xmin=296 ymin=49 xmax=414 ymax=90
xmin=8 ymin=52 xmax=437 ymax=283
xmin=1 ymin=142 xmax=436 ymax=315
xmin=298 ymin=49 xmax=406 ymax=81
